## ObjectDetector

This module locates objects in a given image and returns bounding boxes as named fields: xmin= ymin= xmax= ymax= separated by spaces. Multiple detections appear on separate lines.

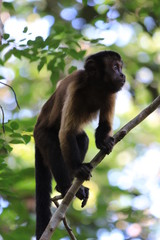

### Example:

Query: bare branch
xmin=0 ymin=105 xmax=5 ymax=133
xmin=0 ymin=81 xmax=20 ymax=109
xmin=51 ymin=195 xmax=77 ymax=240
xmin=40 ymin=95 xmax=160 ymax=240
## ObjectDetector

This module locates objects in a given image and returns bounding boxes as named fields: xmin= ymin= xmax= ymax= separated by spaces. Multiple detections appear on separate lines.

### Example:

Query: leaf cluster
xmin=1 ymin=25 xmax=86 ymax=84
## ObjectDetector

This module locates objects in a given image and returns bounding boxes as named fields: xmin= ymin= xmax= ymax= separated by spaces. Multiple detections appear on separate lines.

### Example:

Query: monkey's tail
xmin=35 ymin=146 xmax=52 ymax=239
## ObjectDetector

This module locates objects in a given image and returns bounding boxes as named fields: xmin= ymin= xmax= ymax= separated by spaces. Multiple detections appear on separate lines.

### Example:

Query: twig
xmin=0 ymin=105 xmax=5 ymax=133
xmin=0 ymin=81 xmax=20 ymax=109
xmin=51 ymin=195 xmax=77 ymax=240
xmin=40 ymin=95 xmax=160 ymax=240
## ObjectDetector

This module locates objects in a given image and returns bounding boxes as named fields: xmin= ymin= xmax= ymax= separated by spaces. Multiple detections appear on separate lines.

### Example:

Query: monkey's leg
xmin=76 ymin=131 xmax=89 ymax=161
xmin=47 ymin=131 xmax=72 ymax=197
xmin=75 ymin=132 xmax=91 ymax=207
xmin=58 ymin=130 xmax=91 ymax=206
xmin=75 ymin=131 xmax=92 ymax=180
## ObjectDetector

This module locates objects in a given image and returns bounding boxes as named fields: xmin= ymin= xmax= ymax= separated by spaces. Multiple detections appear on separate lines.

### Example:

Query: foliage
xmin=0 ymin=0 xmax=160 ymax=240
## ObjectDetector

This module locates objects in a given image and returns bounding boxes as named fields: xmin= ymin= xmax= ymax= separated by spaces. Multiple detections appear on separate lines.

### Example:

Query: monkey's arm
xmin=58 ymin=87 xmax=92 ymax=180
xmin=95 ymin=94 xmax=116 ymax=154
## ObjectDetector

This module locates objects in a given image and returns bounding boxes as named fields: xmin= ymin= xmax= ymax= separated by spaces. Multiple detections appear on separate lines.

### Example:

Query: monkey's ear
xmin=84 ymin=59 xmax=96 ymax=75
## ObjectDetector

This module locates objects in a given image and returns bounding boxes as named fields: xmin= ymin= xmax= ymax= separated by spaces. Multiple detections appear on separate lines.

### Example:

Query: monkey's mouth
xmin=122 ymin=80 xmax=125 ymax=86
xmin=117 ymin=79 xmax=125 ymax=90
xmin=120 ymin=78 xmax=125 ymax=86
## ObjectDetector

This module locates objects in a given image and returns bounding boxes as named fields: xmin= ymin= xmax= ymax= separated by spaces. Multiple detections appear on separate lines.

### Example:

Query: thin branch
xmin=0 ymin=105 xmax=5 ymax=133
xmin=0 ymin=82 xmax=20 ymax=109
xmin=40 ymin=95 xmax=160 ymax=240
xmin=51 ymin=195 xmax=77 ymax=240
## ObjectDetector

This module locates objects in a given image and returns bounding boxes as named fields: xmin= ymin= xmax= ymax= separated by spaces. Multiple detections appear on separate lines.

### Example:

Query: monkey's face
xmin=104 ymin=59 xmax=126 ymax=92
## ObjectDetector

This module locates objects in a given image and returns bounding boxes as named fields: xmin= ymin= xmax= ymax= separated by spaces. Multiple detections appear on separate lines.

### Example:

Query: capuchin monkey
xmin=34 ymin=50 xmax=125 ymax=239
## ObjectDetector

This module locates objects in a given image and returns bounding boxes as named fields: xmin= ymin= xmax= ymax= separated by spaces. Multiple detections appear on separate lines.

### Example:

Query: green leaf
xmin=0 ymin=138 xmax=5 ymax=143
xmin=22 ymin=135 xmax=31 ymax=144
xmin=78 ymin=50 xmax=86 ymax=58
xmin=0 ymin=43 xmax=9 ymax=52
xmin=21 ymin=49 xmax=31 ymax=58
xmin=35 ymin=36 xmax=45 ymax=48
xmin=19 ymin=38 xmax=26 ymax=42
xmin=23 ymin=26 xmax=28 ymax=33
xmin=35 ymin=36 xmax=43 ymax=42
xmin=27 ymin=40 xmax=34 ymax=46
xmin=4 ymin=144 xmax=13 ymax=153
xmin=54 ymin=25 xmax=65 ymax=34
xmin=12 ymin=48 xmax=21 ymax=59
xmin=44 ymin=35 xmax=53 ymax=45
xmin=38 ymin=57 xmax=47 ymax=72
xmin=4 ymin=50 xmax=12 ymax=62
xmin=3 ymin=33 xmax=10 ymax=40
xmin=4 ymin=125 xmax=13 ymax=133
xmin=68 ymin=66 xmax=77 ymax=74
xmin=8 ymin=39 xmax=15 ymax=43
xmin=57 ymin=59 xmax=65 ymax=71
xmin=50 ymin=70 xmax=59 ymax=84
xmin=45 ymin=36 xmax=60 ymax=49
xmin=19 ymin=44 xmax=27 ymax=47
xmin=47 ymin=58 xmax=56 ymax=71
xmin=82 ymin=0 xmax=88 ymax=6
xmin=0 ymin=59 xmax=4 ymax=66
xmin=30 ymin=55 xmax=39 ymax=62
xmin=3 ymin=2 xmax=15 ymax=10
xmin=10 ymin=121 xmax=19 ymax=130
xmin=90 ymin=38 xmax=104 ymax=43
xmin=68 ymin=49 xmax=79 ymax=59
xmin=0 ymin=161 xmax=7 ymax=170
xmin=52 ymin=40 xmax=60 ymax=49
xmin=9 ymin=139 xmax=24 ymax=144
xmin=9 ymin=133 xmax=22 ymax=138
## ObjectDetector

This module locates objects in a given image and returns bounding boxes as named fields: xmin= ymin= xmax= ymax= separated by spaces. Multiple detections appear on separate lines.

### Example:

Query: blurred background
xmin=0 ymin=0 xmax=160 ymax=239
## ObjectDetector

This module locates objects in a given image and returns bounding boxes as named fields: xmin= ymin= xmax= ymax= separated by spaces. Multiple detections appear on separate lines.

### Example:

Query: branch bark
xmin=40 ymin=95 xmax=160 ymax=240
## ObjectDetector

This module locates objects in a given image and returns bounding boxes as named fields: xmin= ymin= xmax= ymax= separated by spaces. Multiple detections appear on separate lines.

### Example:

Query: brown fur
xmin=34 ymin=51 xmax=125 ymax=239
xmin=35 ymin=69 xmax=116 ymax=164
xmin=35 ymin=69 xmax=115 ymax=140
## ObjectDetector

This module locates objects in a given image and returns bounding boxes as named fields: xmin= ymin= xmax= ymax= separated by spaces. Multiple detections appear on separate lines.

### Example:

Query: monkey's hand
xmin=96 ymin=136 xmax=115 ymax=154
xmin=76 ymin=163 xmax=93 ymax=181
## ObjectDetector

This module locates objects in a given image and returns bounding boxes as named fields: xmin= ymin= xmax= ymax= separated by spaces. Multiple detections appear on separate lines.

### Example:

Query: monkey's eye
xmin=113 ymin=64 xmax=119 ymax=71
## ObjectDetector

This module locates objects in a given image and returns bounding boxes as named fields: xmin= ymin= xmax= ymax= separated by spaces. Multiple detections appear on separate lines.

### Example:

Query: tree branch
xmin=0 ymin=105 xmax=5 ymax=133
xmin=40 ymin=95 xmax=160 ymax=240
xmin=0 ymin=82 xmax=20 ymax=109
xmin=51 ymin=195 xmax=77 ymax=240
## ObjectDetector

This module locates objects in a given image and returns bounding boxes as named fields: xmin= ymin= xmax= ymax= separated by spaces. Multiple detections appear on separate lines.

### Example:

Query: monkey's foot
xmin=76 ymin=186 xmax=89 ymax=208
